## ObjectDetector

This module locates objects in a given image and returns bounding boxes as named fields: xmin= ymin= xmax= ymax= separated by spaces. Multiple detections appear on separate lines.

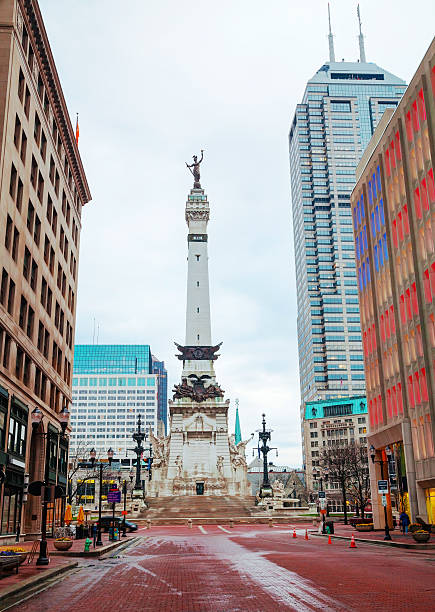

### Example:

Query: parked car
xmin=97 ymin=516 xmax=138 ymax=532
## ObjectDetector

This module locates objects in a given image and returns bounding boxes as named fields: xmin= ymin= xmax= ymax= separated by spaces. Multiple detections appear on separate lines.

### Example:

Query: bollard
xmin=268 ymin=518 xmax=273 ymax=528
xmin=229 ymin=519 xmax=234 ymax=528
xmin=84 ymin=537 xmax=92 ymax=553
xmin=187 ymin=519 xmax=193 ymax=529
xmin=146 ymin=519 xmax=151 ymax=530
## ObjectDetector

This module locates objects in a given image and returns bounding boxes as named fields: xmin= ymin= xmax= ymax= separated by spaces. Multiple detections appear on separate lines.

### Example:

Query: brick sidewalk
xmin=0 ymin=532 xmax=119 ymax=555
xmin=0 ymin=532 xmax=125 ymax=597
xmin=0 ymin=556 xmax=76 ymax=597
xmin=319 ymin=522 xmax=434 ymax=547
xmin=9 ymin=525 xmax=435 ymax=611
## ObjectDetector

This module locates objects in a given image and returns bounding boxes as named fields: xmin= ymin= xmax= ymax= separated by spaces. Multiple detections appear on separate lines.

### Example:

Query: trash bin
xmin=326 ymin=521 xmax=334 ymax=534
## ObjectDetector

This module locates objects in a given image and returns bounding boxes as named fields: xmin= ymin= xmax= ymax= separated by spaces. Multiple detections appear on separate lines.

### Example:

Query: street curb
xmin=50 ymin=538 xmax=127 ymax=557
xmin=133 ymin=516 xmax=311 ymax=526
xmin=0 ymin=561 xmax=78 ymax=605
xmin=312 ymin=533 xmax=435 ymax=549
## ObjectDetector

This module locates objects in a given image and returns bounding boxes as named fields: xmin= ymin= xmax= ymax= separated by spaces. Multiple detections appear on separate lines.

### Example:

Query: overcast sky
xmin=39 ymin=0 xmax=434 ymax=467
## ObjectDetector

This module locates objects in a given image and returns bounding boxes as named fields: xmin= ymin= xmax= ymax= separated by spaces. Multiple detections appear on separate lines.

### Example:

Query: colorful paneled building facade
xmin=351 ymin=38 xmax=435 ymax=526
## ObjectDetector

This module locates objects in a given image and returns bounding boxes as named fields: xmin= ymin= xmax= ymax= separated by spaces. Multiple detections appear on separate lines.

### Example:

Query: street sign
xmin=107 ymin=490 xmax=121 ymax=503
xmin=319 ymin=499 xmax=326 ymax=510
xmin=121 ymin=510 xmax=128 ymax=516
xmin=377 ymin=480 xmax=388 ymax=494
xmin=381 ymin=494 xmax=387 ymax=507
xmin=320 ymin=509 xmax=327 ymax=515
xmin=318 ymin=491 xmax=326 ymax=499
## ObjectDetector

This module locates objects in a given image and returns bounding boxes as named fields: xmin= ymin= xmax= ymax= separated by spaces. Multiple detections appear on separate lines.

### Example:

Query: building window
xmin=1 ymin=488 xmax=22 ymax=535
xmin=8 ymin=416 xmax=27 ymax=457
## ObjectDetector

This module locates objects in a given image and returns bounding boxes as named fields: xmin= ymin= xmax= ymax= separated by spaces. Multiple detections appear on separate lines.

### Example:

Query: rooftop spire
xmin=357 ymin=4 xmax=366 ymax=63
xmin=327 ymin=3 xmax=335 ymax=63
xmin=235 ymin=399 xmax=241 ymax=444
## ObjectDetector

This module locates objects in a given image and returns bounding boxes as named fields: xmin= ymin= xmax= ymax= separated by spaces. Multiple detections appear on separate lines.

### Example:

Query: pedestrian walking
xmin=399 ymin=510 xmax=410 ymax=534
xmin=92 ymin=523 xmax=97 ymax=547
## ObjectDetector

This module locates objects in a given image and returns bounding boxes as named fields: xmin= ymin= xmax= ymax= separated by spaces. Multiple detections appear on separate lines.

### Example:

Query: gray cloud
xmin=40 ymin=0 xmax=435 ymax=466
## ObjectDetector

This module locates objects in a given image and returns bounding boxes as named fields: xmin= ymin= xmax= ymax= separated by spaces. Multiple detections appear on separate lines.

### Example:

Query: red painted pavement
xmin=11 ymin=524 xmax=435 ymax=611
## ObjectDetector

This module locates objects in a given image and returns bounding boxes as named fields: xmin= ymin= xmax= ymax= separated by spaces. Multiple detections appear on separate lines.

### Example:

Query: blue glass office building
xmin=73 ymin=345 xmax=152 ymax=375
xmin=70 ymin=345 xmax=168 ymax=462
xmin=289 ymin=60 xmax=406 ymax=407
xmin=152 ymin=356 xmax=168 ymax=433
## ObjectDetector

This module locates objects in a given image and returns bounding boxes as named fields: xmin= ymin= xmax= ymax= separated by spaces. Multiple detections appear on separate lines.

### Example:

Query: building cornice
xmin=19 ymin=0 xmax=91 ymax=205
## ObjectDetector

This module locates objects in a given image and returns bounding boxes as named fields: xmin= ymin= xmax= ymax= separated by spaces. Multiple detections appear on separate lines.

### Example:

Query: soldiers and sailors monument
xmin=147 ymin=152 xmax=251 ymax=497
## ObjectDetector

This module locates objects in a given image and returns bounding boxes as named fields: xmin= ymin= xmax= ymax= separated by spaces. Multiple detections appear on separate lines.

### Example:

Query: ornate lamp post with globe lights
xmin=89 ymin=446 xmax=114 ymax=546
xmin=31 ymin=405 xmax=70 ymax=566
xmin=129 ymin=415 xmax=146 ymax=497
xmin=255 ymin=414 xmax=278 ymax=498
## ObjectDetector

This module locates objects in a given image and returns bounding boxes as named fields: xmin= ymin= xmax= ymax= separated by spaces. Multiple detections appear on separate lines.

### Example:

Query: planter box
xmin=412 ymin=532 xmax=430 ymax=543
xmin=355 ymin=524 xmax=374 ymax=532
xmin=17 ymin=552 xmax=28 ymax=565
xmin=53 ymin=540 xmax=73 ymax=551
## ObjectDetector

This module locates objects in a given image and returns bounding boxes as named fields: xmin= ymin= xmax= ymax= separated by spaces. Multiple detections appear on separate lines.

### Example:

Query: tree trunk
xmin=342 ymin=481 xmax=348 ymax=525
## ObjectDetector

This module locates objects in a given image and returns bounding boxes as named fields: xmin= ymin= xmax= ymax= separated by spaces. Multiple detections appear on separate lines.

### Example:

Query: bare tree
xmin=67 ymin=440 xmax=97 ymax=504
xmin=347 ymin=443 xmax=371 ymax=520
xmin=320 ymin=445 xmax=352 ymax=525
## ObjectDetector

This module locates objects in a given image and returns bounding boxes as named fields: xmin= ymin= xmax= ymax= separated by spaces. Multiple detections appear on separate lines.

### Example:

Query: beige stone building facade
xmin=351 ymin=38 xmax=435 ymax=527
xmin=0 ymin=0 xmax=90 ymax=542
xmin=303 ymin=395 xmax=367 ymax=511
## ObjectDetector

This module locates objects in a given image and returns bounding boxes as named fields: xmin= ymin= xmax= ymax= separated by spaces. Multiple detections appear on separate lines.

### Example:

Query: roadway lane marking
xmin=217 ymin=525 xmax=231 ymax=534
xmin=198 ymin=525 xmax=207 ymax=534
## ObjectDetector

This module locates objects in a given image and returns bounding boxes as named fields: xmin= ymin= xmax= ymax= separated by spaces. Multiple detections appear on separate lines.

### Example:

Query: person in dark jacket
xmin=399 ymin=510 xmax=410 ymax=534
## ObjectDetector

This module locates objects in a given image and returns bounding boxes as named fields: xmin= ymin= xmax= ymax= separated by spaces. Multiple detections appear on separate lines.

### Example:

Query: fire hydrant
xmin=84 ymin=537 xmax=92 ymax=552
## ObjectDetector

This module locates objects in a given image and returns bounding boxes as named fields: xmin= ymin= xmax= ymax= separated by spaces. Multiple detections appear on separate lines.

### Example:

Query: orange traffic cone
xmin=304 ymin=529 xmax=309 ymax=540
xmin=328 ymin=534 xmax=332 ymax=544
xmin=350 ymin=534 xmax=357 ymax=548
xmin=292 ymin=528 xmax=297 ymax=538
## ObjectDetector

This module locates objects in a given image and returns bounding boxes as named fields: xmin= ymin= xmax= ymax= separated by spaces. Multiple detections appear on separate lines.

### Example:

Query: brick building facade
xmin=0 ymin=0 xmax=90 ymax=541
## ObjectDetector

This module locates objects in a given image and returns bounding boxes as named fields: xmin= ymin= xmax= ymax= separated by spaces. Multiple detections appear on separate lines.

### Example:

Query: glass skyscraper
xmin=152 ymin=356 xmax=168 ymax=433
xmin=70 ymin=345 xmax=167 ymax=464
xmin=289 ymin=60 xmax=406 ymax=410
xmin=73 ymin=344 xmax=152 ymax=374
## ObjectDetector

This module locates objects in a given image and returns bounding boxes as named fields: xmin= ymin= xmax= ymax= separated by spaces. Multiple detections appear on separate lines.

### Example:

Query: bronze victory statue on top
xmin=186 ymin=149 xmax=204 ymax=188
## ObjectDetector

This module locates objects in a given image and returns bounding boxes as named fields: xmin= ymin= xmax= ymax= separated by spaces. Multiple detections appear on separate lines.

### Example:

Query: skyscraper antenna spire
xmin=327 ymin=3 xmax=335 ymax=63
xmin=357 ymin=4 xmax=366 ymax=63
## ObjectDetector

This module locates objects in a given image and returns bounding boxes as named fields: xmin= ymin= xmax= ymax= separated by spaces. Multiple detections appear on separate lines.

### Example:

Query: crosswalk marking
xmin=217 ymin=525 xmax=231 ymax=534
xmin=198 ymin=525 xmax=207 ymax=534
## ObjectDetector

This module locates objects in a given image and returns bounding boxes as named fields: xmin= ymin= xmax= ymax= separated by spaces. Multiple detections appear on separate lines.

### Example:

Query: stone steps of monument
xmin=140 ymin=495 xmax=258 ymax=519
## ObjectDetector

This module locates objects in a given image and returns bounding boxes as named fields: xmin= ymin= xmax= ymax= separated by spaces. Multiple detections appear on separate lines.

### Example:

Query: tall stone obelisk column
xmin=147 ymin=152 xmax=251 ymax=497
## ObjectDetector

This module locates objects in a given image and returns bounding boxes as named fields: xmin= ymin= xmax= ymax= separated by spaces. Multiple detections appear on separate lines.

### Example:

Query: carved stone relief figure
xmin=216 ymin=455 xmax=224 ymax=478
xmin=175 ymin=455 xmax=183 ymax=477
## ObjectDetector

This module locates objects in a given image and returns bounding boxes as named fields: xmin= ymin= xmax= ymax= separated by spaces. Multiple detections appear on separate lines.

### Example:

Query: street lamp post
xmin=370 ymin=444 xmax=392 ymax=541
xmin=31 ymin=405 xmax=70 ymax=566
xmin=256 ymin=414 xmax=277 ymax=498
xmin=130 ymin=415 xmax=145 ymax=493
xmin=313 ymin=468 xmax=329 ymax=534
xmin=148 ymin=442 xmax=153 ymax=481
xmin=121 ymin=479 xmax=128 ymax=537
xmin=90 ymin=447 xmax=114 ymax=547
